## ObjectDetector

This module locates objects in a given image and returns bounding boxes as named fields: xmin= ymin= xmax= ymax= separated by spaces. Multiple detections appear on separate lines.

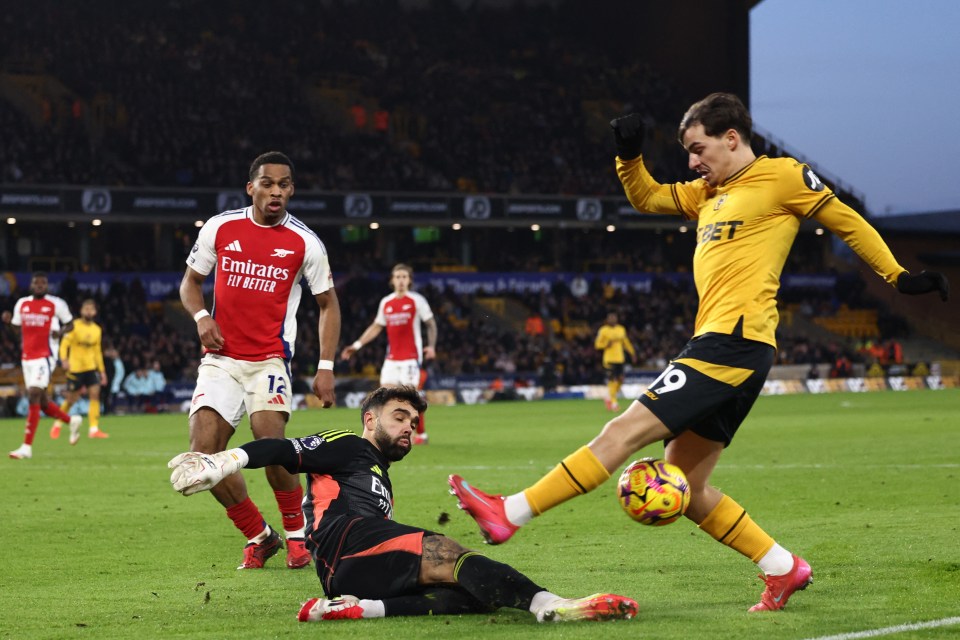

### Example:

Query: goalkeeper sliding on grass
xmin=169 ymin=385 xmax=637 ymax=623
xmin=449 ymin=92 xmax=949 ymax=613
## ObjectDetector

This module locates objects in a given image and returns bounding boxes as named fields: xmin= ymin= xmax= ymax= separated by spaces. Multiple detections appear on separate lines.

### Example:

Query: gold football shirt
xmin=616 ymin=155 xmax=904 ymax=348
xmin=595 ymin=324 xmax=636 ymax=366
xmin=59 ymin=319 xmax=105 ymax=373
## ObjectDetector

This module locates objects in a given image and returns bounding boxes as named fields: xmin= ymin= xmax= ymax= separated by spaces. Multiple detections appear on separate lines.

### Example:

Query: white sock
xmin=285 ymin=527 xmax=305 ymax=539
xmin=248 ymin=526 xmax=271 ymax=545
xmin=358 ymin=599 xmax=384 ymax=618
xmin=504 ymin=493 xmax=534 ymax=526
xmin=529 ymin=590 xmax=562 ymax=613
xmin=88 ymin=426 xmax=98 ymax=434
xmin=757 ymin=543 xmax=794 ymax=576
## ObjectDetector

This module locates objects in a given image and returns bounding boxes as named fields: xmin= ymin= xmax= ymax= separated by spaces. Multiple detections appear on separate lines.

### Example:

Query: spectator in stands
xmin=524 ymin=314 xmax=545 ymax=338
xmin=122 ymin=365 xmax=152 ymax=414
xmin=146 ymin=359 xmax=167 ymax=412
xmin=830 ymin=353 xmax=853 ymax=378
xmin=103 ymin=345 xmax=125 ymax=415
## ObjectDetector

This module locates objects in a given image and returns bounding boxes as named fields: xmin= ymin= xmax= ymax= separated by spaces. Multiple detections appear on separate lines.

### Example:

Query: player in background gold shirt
xmin=594 ymin=312 xmax=636 ymax=412
xmin=54 ymin=299 xmax=109 ymax=442
xmin=450 ymin=93 xmax=949 ymax=613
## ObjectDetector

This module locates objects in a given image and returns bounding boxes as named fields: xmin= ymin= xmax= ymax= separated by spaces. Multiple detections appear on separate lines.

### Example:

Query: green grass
xmin=2 ymin=390 xmax=959 ymax=639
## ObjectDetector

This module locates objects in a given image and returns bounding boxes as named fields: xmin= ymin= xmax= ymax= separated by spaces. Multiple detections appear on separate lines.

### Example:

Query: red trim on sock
xmin=225 ymin=497 xmax=267 ymax=540
xmin=274 ymin=487 xmax=305 ymax=532
xmin=43 ymin=401 xmax=71 ymax=422
xmin=24 ymin=404 xmax=41 ymax=445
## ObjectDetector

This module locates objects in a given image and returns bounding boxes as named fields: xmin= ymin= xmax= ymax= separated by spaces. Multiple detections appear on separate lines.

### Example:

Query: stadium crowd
xmin=0 ymin=250 xmax=901 ymax=417
xmin=0 ymin=1 xmax=910 ymax=410
xmin=1 ymin=0 xmax=862 ymax=209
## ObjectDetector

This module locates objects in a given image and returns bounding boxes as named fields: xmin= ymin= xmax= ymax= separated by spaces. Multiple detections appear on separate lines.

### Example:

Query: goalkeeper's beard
xmin=373 ymin=417 xmax=411 ymax=462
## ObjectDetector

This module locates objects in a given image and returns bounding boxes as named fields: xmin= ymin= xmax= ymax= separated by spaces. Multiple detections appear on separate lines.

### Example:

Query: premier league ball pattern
xmin=617 ymin=458 xmax=691 ymax=526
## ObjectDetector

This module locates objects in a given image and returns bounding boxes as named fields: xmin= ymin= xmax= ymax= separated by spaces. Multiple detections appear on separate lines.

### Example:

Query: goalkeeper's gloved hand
xmin=609 ymin=114 xmax=645 ymax=160
xmin=168 ymin=449 xmax=249 ymax=496
xmin=896 ymin=271 xmax=949 ymax=302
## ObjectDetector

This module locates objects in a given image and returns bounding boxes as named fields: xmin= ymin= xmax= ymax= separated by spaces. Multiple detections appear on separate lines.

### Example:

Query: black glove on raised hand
xmin=896 ymin=270 xmax=949 ymax=301
xmin=610 ymin=114 xmax=645 ymax=160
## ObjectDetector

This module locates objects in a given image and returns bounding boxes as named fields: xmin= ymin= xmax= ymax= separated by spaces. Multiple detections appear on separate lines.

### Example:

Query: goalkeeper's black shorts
xmin=316 ymin=516 xmax=437 ymax=599
xmin=637 ymin=332 xmax=774 ymax=446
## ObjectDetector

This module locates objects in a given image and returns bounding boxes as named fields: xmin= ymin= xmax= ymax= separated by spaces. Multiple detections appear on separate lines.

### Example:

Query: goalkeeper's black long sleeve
xmin=240 ymin=438 xmax=299 ymax=472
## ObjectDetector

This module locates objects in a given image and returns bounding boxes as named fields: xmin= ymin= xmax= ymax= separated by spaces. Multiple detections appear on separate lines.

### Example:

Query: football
xmin=617 ymin=457 xmax=690 ymax=526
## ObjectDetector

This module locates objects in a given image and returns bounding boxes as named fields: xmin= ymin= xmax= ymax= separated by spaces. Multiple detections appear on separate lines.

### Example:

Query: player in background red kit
xmin=179 ymin=151 xmax=341 ymax=570
xmin=340 ymin=264 xmax=437 ymax=444
xmin=4 ymin=273 xmax=81 ymax=459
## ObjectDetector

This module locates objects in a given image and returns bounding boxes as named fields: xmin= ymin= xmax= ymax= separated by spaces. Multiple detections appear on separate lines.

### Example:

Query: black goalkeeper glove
xmin=610 ymin=114 xmax=645 ymax=161
xmin=896 ymin=270 xmax=949 ymax=301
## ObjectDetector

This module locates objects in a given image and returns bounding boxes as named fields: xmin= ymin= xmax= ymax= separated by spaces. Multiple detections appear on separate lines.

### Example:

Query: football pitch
xmin=2 ymin=389 xmax=958 ymax=639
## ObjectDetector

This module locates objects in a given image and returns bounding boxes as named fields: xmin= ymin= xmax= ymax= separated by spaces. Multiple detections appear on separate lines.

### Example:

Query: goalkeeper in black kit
xmin=169 ymin=386 xmax=637 ymax=623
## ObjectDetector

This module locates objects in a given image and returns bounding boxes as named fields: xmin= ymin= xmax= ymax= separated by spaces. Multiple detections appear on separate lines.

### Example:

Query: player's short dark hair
xmin=248 ymin=151 xmax=295 ymax=183
xmin=678 ymin=92 xmax=752 ymax=145
xmin=360 ymin=386 xmax=427 ymax=424
xmin=81 ymin=298 xmax=97 ymax=307
xmin=31 ymin=271 xmax=47 ymax=280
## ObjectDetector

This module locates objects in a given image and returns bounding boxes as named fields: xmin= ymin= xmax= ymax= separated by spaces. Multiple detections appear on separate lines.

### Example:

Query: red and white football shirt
xmin=11 ymin=294 xmax=73 ymax=360
xmin=374 ymin=291 xmax=434 ymax=362
xmin=187 ymin=207 xmax=334 ymax=361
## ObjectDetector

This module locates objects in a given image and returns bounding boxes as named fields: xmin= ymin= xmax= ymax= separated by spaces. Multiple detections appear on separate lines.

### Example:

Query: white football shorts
xmin=189 ymin=354 xmax=292 ymax=427
xmin=380 ymin=358 xmax=421 ymax=387
xmin=21 ymin=357 xmax=56 ymax=389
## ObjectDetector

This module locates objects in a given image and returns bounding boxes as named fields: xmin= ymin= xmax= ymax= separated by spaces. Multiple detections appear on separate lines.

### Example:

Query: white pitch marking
xmin=803 ymin=616 xmax=960 ymax=640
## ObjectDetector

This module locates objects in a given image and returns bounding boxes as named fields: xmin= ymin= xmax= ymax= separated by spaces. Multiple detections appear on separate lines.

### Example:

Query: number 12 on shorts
xmin=267 ymin=374 xmax=287 ymax=395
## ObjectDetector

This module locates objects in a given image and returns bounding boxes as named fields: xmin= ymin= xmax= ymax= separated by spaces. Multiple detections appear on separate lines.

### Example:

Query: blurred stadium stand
xmin=0 ymin=0 xmax=957 ymax=409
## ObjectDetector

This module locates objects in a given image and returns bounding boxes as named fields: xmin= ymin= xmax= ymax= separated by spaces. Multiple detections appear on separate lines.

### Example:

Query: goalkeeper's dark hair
xmin=678 ymin=92 xmax=752 ymax=145
xmin=361 ymin=385 xmax=427 ymax=424
xmin=248 ymin=151 xmax=295 ymax=183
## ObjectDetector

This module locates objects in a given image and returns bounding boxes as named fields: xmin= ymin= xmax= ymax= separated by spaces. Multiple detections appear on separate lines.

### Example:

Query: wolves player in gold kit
xmin=53 ymin=299 xmax=109 ymax=442
xmin=595 ymin=312 xmax=636 ymax=411
xmin=450 ymin=93 xmax=949 ymax=612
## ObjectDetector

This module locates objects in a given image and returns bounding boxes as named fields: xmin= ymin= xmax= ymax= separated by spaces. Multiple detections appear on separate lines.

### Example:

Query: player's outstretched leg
xmin=298 ymin=596 xmax=362 ymax=622
xmin=448 ymin=475 xmax=518 ymax=544
xmin=536 ymin=593 xmax=638 ymax=622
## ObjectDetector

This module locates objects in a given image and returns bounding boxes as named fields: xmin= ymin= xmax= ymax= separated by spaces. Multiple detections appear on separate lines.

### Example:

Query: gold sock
xmin=523 ymin=446 xmax=610 ymax=515
xmin=607 ymin=381 xmax=618 ymax=403
xmin=59 ymin=401 xmax=71 ymax=414
xmin=698 ymin=495 xmax=774 ymax=562
xmin=89 ymin=399 xmax=101 ymax=429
